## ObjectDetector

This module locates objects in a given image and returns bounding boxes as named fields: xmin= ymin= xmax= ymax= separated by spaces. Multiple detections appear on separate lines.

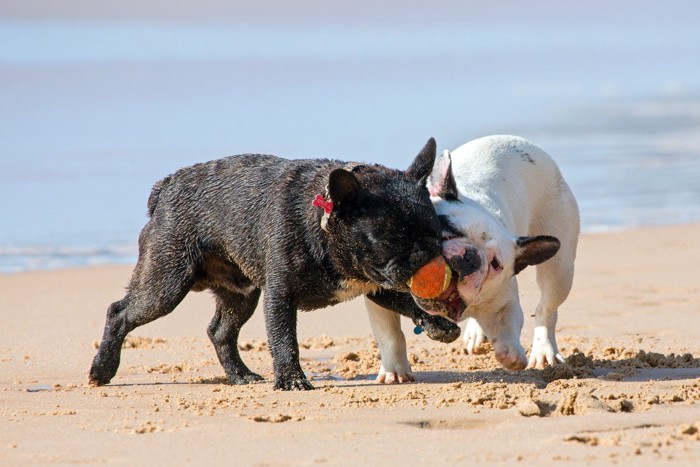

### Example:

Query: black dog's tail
xmin=147 ymin=175 xmax=172 ymax=217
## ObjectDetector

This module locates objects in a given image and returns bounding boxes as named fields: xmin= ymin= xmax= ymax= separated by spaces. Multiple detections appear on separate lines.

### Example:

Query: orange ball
xmin=407 ymin=256 xmax=452 ymax=299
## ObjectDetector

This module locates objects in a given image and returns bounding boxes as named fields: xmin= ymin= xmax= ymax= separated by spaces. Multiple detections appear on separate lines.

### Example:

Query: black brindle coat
xmin=89 ymin=139 xmax=459 ymax=390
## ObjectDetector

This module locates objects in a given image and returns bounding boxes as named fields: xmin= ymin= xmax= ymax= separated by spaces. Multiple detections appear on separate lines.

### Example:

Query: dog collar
xmin=313 ymin=162 xmax=364 ymax=231
xmin=312 ymin=194 xmax=333 ymax=231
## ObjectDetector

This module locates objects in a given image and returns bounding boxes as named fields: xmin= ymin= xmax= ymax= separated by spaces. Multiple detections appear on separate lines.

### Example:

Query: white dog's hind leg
xmin=463 ymin=317 xmax=488 ymax=354
xmin=529 ymin=309 xmax=564 ymax=368
xmin=528 ymin=247 xmax=575 ymax=369
xmin=365 ymin=297 xmax=414 ymax=383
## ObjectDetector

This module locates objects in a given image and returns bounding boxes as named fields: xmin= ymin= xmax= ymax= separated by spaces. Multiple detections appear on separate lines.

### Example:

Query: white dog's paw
xmin=376 ymin=363 xmax=415 ymax=384
xmin=527 ymin=327 xmax=564 ymax=369
xmin=527 ymin=344 xmax=565 ymax=369
xmin=464 ymin=318 xmax=488 ymax=354
xmin=493 ymin=339 xmax=528 ymax=370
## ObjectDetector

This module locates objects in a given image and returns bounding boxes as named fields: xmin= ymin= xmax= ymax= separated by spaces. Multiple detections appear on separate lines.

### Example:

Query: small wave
xmin=0 ymin=244 xmax=138 ymax=274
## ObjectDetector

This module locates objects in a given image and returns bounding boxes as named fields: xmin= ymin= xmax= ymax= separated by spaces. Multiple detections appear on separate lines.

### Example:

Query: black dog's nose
xmin=446 ymin=248 xmax=481 ymax=278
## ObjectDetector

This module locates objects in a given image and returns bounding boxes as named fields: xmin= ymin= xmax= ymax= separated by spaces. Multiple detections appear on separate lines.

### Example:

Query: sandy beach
xmin=1 ymin=222 xmax=699 ymax=465
xmin=3 ymin=2 xmax=700 ymax=465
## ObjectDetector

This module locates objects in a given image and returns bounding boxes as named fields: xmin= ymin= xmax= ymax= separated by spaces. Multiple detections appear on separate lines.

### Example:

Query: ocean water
xmin=1 ymin=1 xmax=700 ymax=273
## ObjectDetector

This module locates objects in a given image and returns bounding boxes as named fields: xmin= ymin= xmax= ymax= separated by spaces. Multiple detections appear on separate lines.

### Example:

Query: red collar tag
xmin=313 ymin=194 xmax=333 ymax=231
xmin=312 ymin=194 xmax=333 ymax=214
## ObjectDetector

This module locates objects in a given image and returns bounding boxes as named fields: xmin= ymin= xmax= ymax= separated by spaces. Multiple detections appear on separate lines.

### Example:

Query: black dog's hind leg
xmin=207 ymin=287 xmax=263 ymax=384
xmin=89 ymin=248 xmax=195 ymax=386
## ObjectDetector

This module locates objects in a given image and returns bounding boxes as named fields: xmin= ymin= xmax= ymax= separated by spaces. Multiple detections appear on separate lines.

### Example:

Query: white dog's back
xmin=449 ymin=135 xmax=577 ymax=237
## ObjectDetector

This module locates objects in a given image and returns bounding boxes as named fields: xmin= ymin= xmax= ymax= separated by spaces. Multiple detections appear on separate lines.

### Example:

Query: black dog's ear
xmin=406 ymin=137 xmax=437 ymax=184
xmin=328 ymin=168 xmax=361 ymax=211
xmin=513 ymin=236 xmax=561 ymax=275
xmin=428 ymin=150 xmax=459 ymax=201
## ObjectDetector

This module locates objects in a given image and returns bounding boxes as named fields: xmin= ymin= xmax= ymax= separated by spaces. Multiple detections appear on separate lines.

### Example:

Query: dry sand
xmin=1 ymin=223 xmax=700 ymax=465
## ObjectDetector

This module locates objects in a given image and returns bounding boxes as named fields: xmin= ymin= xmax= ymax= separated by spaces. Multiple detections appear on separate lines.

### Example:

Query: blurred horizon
xmin=1 ymin=1 xmax=699 ymax=272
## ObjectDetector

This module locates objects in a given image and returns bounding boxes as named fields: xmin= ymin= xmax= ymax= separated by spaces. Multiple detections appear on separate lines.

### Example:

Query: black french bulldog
xmin=89 ymin=139 xmax=460 ymax=390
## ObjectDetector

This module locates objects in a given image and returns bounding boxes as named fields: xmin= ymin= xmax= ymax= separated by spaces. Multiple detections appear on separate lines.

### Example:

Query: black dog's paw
xmin=88 ymin=375 xmax=110 ymax=387
xmin=417 ymin=315 xmax=461 ymax=343
xmin=228 ymin=372 xmax=264 ymax=385
xmin=274 ymin=377 xmax=315 ymax=391
xmin=88 ymin=362 xmax=114 ymax=387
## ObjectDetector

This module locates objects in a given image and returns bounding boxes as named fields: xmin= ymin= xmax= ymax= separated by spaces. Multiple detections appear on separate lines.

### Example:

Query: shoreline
xmin=3 ymin=221 xmax=699 ymax=276
xmin=1 ymin=222 xmax=699 ymax=464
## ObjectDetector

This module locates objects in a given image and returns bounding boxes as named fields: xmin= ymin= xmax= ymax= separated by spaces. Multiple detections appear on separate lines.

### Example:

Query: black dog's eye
xmin=490 ymin=257 xmax=502 ymax=271
xmin=382 ymin=250 xmax=411 ymax=269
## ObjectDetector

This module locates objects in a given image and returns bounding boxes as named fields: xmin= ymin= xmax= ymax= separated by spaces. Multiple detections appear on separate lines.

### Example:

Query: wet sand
xmin=1 ymin=223 xmax=699 ymax=465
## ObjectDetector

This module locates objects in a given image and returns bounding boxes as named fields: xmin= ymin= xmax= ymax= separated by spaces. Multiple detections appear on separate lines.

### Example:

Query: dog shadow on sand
xmin=355 ymin=350 xmax=700 ymax=388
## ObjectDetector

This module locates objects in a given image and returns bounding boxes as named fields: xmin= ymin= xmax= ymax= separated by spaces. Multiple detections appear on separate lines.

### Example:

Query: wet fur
xmin=89 ymin=141 xmax=460 ymax=391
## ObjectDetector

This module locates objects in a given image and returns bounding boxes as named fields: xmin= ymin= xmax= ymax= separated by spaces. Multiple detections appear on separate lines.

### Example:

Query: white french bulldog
xmin=366 ymin=135 xmax=579 ymax=383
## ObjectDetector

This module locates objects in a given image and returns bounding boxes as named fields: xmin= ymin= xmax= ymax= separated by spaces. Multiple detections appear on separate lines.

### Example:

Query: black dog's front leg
xmin=367 ymin=290 xmax=461 ymax=343
xmin=263 ymin=289 xmax=314 ymax=391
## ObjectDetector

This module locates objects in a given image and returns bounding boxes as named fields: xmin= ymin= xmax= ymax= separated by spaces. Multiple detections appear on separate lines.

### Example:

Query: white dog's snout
xmin=446 ymin=248 xmax=482 ymax=279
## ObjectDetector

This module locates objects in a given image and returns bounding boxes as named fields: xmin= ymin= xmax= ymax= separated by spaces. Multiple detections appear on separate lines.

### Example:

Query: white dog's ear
xmin=428 ymin=150 xmax=459 ymax=200
xmin=513 ymin=236 xmax=560 ymax=275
